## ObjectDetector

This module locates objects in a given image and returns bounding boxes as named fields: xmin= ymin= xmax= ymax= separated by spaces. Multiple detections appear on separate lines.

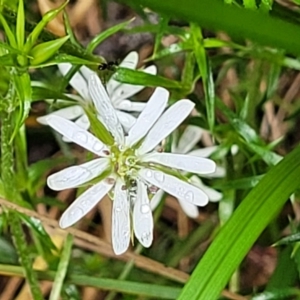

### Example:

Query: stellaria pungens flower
xmin=37 ymin=51 xmax=157 ymax=133
xmin=46 ymin=74 xmax=216 ymax=255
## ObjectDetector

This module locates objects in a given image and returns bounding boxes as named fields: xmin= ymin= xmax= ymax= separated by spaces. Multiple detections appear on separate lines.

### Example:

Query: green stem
xmin=0 ymin=75 xmax=43 ymax=300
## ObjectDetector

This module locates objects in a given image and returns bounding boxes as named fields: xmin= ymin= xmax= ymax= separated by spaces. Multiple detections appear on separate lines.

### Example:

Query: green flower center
xmin=110 ymin=144 xmax=138 ymax=179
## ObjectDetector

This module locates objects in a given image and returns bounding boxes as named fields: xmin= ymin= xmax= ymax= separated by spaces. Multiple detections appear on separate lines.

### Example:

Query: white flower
xmin=46 ymin=74 xmax=216 ymax=255
xmin=37 ymin=51 xmax=157 ymax=132
xmin=150 ymin=125 xmax=224 ymax=218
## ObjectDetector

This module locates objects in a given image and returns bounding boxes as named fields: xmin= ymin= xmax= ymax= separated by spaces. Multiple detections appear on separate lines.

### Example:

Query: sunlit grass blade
xmin=49 ymin=234 xmax=73 ymax=300
xmin=178 ymin=144 xmax=300 ymax=299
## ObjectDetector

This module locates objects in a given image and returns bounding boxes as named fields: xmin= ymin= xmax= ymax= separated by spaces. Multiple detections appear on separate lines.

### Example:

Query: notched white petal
xmin=142 ymin=153 xmax=216 ymax=174
xmin=116 ymin=100 xmax=146 ymax=112
xmin=149 ymin=189 xmax=164 ymax=211
xmin=188 ymin=146 xmax=218 ymax=158
xmin=58 ymin=63 xmax=89 ymax=99
xmin=133 ymin=181 xmax=153 ymax=248
xmin=176 ymin=125 xmax=203 ymax=154
xmin=88 ymin=74 xmax=124 ymax=144
xmin=59 ymin=180 xmax=114 ymax=228
xmin=138 ymin=168 xmax=209 ymax=206
xmin=190 ymin=175 xmax=222 ymax=202
xmin=116 ymin=111 xmax=136 ymax=132
xmin=126 ymin=87 xmax=169 ymax=147
xmin=37 ymin=106 xmax=84 ymax=125
xmin=138 ymin=100 xmax=195 ymax=155
xmin=47 ymin=158 xmax=110 ymax=190
xmin=177 ymin=198 xmax=199 ymax=218
xmin=112 ymin=179 xmax=130 ymax=255
xmin=79 ymin=65 xmax=96 ymax=81
xmin=46 ymin=115 xmax=109 ymax=156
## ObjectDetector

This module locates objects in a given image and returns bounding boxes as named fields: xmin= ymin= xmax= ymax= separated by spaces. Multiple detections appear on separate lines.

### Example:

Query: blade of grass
xmin=130 ymin=0 xmax=300 ymax=56
xmin=178 ymin=144 xmax=300 ymax=299
xmin=49 ymin=234 xmax=73 ymax=300
xmin=0 ymin=264 xmax=181 ymax=299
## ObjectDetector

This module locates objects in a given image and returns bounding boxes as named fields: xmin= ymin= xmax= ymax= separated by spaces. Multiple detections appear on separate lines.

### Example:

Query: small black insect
xmin=98 ymin=61 xmax=119 ymax=71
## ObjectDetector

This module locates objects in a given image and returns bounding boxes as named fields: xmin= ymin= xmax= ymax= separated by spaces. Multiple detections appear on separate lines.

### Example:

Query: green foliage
xmin=1 ymin=0 xmax=300 ymax=299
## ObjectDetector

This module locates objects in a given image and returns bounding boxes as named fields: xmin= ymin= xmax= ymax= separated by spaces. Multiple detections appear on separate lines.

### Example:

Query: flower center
xmin=110 ymin=144 xmax=138 ymax=178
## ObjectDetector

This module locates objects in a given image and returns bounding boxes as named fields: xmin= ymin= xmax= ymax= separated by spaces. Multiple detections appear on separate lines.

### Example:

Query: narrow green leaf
xmin=150 ymin=42 xmax=192 ymax=60
xmin=87 ymin=18 xmax=134 ymax=53
xmin=16 ymin=0 xmax=25 ymax=48
xmin=62 ymin=11 xmax=82 ymax=49
xmin=114 ymin=68 xmax=182 ymax=89
xmin=178 ymin=145 xmax=300 ymax=299
xmin=191 ymin=23 xmax=215 ymax=132
xmin=0 ymin=14 xmax=17 ymax=48
xmin=29 ymin=36 xmax=70 ymax=66
xmin=31 ymin=86 xmax=77 ymax=102
xmin=273 ymin=233 xmax=300 ymax=246
xmin=30 ymin=53 xmax=101 ymax=68
xmin=49 ymin=234 xmax=73 ymax=300
xmin=217 ymin=99 xmax=282 ymax=165
xmin=24 ymin=0 xmax=69 ymax=53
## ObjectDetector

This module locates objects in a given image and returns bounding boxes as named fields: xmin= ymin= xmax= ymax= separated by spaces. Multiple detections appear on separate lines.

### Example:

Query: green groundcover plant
xmin=1 ymin=0 xmax=300 ymax=299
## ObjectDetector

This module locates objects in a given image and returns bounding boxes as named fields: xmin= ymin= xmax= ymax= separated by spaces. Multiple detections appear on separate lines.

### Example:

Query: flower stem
xmin=1 ymin=76 xmax=43 ymax=300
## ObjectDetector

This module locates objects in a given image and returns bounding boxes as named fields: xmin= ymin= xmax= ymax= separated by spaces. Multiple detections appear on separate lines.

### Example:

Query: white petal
xmin=106 ymin=51 xmax=139 ymax=97
xmin=177 ymin=198 xmax=199 ymax=218
xmin=138 ymin=168 xmax=209 ymax=206
xmin=133 ymin=180 xmax=153 ymax=248
xmin=79 ymin=65 xmax=96 ymax=81
xmin=58 ymin=63 xmax=89 ymax=99
xmin=126 ymin=87 xmax=169 ymax=147
xmin=46 ymin=115 xmax=109 ymax=156
xmin=138 ymin=100 xmax=195 ymax=155
xmin=48 ymin=158 xmax=110 ymax=190
xmin=188 ymin=146 xmax=218 ymax=158
xmin=59 ymin=179 xmax=114 ymax=228
xmin=37 ymin=106 xmax=84 ymax=125
xmin=112 ymin=179 xmax=130 ymax=255
xmin=205 ymin=166 xmax=226 ymax=178
xmin=74 ymin=113 xmax=90 ymax=130
xmin=116 ymin=111 xmax=137 ymax=132
xmin=116 ymin=100 xmax=147 ymax=112
xmin=110 ymin=65 xmax=157 ymax=103
xmin=190 ymin=176 xmax=222 ymax=202
xmin=150 ymin=189 xmax=164 ymax=211
xmin=142 ymin=153 xmax=216 ymax=174
xmin=88 ymin=74 xmax=124 ymax=144
xmin=176 ymin=125 xmax=203 ymax=154
xmin=62 ymin=114 xmax=91 ymax=143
